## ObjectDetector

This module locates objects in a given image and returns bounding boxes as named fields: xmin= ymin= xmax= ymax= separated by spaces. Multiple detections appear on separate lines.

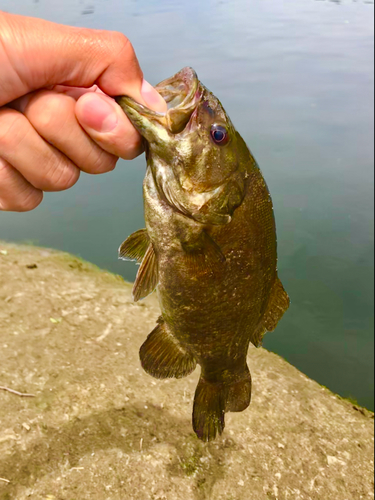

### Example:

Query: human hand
xmin=0 ymin=12 xmax=167 ymax=212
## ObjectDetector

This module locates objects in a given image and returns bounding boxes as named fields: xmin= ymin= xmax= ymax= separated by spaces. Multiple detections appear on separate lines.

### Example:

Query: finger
xmin=12 ymin=90 xmax=118 ymax=174
xmin=75 ymin=92 xmax=143 ymax=160
xmin=0 ymin=12 xmax=166 ymax=113
xmin=0 ymin=157 xmax=43 ymax=212
xmin=50 ymin=84 xmax=99 ymax=100
xmin=0 ymin=107 xmax=80 ymax=191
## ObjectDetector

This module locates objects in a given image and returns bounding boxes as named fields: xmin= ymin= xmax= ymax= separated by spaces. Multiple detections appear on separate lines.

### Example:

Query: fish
xmin=116 ymin=67 xmax=290 ymax=442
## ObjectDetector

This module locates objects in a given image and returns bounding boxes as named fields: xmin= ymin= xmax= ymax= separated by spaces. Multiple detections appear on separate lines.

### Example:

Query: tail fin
xmin=193 ymin=377 xmax=226 ymax=442
xmin=193 ymin=368 xmax=252 ymax=442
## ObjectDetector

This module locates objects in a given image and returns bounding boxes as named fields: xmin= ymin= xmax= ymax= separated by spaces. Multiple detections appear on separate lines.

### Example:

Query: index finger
xmin=0 ymin=11 xmax=151 ymax=107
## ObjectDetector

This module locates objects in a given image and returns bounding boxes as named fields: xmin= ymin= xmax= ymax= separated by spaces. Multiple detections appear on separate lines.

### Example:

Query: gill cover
xmin=116 ymin=67 xmax=247 ymax=225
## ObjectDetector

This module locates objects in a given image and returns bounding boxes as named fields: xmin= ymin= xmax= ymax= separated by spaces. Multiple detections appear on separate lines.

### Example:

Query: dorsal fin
xmin=251 ymin=278 xmax=290 ymax=347
xmin=263 ymin=278 xmax=290 ymax=331
xmin=251 ymin=323 xmax=268 ymax=349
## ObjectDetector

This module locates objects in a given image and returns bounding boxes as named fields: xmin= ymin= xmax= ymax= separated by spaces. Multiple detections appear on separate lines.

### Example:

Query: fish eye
xmin=210 ymin=125 xmax=229 ymax=146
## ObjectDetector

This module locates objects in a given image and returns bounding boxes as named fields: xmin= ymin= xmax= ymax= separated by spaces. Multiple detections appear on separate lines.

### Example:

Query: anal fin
xmin=140 ymin=319 xmax=197 ymax=379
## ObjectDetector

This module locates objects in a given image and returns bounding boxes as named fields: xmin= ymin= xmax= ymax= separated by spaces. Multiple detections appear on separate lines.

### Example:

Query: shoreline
xmin=0 ymin=241 xmax=373 ymax=500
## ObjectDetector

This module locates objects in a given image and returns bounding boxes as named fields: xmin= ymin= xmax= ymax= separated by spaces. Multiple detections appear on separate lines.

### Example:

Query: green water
xmin=0 ymin=0 xmax=374 ymax=410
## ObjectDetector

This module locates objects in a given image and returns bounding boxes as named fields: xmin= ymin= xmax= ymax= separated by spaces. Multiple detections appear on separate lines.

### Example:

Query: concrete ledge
xmin=0 ymin=242 xmax=373 ymax=500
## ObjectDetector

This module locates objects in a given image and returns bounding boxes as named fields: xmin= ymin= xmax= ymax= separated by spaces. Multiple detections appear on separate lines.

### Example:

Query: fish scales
xmin=116 ymin=67 xmax=289 ymax=441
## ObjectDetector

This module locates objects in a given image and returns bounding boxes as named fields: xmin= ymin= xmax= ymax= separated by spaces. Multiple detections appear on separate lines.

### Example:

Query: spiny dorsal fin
xmin=132 ymin=244 xmax=158 ymax=302
xmin=140 ymin=318 xmax=197 ymax=379
xmin=119 ymin=229 xmax=150 ymax=262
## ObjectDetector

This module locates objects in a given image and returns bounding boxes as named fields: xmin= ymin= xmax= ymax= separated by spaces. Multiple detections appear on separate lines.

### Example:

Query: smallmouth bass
xmin=116 ymin=68 xmax=289 ymax=442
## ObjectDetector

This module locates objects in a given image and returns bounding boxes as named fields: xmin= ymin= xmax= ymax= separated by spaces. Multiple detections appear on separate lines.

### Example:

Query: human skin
xmin=0 ymin=11 xmax=167 ymax=212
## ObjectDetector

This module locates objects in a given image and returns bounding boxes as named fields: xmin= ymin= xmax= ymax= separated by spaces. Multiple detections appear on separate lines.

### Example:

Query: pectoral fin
xmin=183 ymin=230 xmax=225 ymax=274
xmin=251 ymin=278 xmax=290 ymax=347
xmin=133 ymin=244 xmax=158 ymax=302
xmin=119 ymin=228 xmax=150 ymax=262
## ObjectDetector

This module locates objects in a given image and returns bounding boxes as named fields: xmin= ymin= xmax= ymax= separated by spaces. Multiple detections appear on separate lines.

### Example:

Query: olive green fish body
xmin=147 ymin=163 xmax=275 ymax=363
xmin=117 ymin=68 xmax=289 ymax=441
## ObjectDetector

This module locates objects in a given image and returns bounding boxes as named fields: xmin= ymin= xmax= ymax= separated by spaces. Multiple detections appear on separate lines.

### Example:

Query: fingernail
xmin=79 ymin=93 xmax=118 ymax=133
xmin=141 ymin=80 xmax=167 ymax=112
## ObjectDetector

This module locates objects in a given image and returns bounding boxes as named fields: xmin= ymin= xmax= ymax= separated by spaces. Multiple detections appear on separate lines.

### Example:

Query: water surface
xmin=0 ymin=0 xmax=374 ymax=409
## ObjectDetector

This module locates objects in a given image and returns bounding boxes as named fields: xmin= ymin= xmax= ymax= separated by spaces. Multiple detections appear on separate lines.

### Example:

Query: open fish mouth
xmin=116 ymin=67 xmax=201 ymax=135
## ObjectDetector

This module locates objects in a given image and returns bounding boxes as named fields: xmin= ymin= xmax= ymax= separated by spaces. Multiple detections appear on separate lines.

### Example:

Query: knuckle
xmin=123 ymin=149 xmax=140 ymax=161
xmin=41 ymin=156 xmax=80 ymax=192
xmin=51 ymin=163 xmax=80 ymax=191
xmin=98 ymin=136 xmax=142 ymax=161
xmin=86 ymin=150 xmax=117 ymax=174
xmin=0 ymin=159 xmax=43 ymax=212
xmin=15 ymin=190 xmax=43 ymax=212
xmin=0 ymin=157 xmax=10 ymax=176
xmin=121 ymin=137 xmax=144 ymax=160
xmin=0 ymin=110 xmax=25 ymax=151
xmin=110 ymin=31 xmax=133 ymax=55
xmin=27 ymin=92 xmax=73 ymax=133
xmin=93 ymin=121 xmax=143 ymax=160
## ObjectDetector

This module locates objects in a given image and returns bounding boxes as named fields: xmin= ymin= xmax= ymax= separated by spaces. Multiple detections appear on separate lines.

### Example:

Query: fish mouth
xmin=116 ymin=67 xmax=201 ymax=136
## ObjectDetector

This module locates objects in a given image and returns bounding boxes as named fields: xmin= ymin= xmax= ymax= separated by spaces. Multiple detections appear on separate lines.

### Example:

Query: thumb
xmin=75 ymin=80 xmax=167 ymax=160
